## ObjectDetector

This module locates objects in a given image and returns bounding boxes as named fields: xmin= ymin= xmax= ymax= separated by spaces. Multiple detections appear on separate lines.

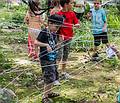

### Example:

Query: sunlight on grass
xmin=61 ymin=88 xmax=78 ymax=97
xmin=14 ymin=58 xmax=31 ymax=65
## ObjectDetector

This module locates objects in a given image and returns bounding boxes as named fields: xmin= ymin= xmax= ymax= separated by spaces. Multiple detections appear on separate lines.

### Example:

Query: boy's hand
xmin=44 ymin=22 xmax=48 ymax=27
xmin=102 ymin=27 xmax=106 ymax=32
xmin=24 ymin=16 xmax=29 ymax=25
xmin=46 ymin=44 xmax=52 ymax=52
xmin=86 ymin=12 xmax=92 ymax=20
xmin=74 ymin=24 xmax=80 ymax=28
xmin=102 ymin=23 xmax=107 ymax=32
xmin=56 ymin=42 xmax=61 ymax=48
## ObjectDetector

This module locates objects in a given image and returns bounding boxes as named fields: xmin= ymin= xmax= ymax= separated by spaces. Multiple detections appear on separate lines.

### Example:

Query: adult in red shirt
xmin=57 ymin=0 xmax=80 ymax=78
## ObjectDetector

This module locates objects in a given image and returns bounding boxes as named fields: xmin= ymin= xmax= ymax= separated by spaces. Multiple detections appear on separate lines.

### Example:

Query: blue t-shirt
xmin=91 ymin=8 xmax=107 ymax=34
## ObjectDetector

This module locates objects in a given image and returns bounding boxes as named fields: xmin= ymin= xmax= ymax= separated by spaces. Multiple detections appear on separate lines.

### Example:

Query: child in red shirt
xmin=57 ymin=0 xmax=80 ymax=78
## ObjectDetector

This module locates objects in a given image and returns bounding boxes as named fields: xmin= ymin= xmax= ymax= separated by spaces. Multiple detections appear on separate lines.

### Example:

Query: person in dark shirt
xmin=34 ymin=14 xmax=64 ymax=103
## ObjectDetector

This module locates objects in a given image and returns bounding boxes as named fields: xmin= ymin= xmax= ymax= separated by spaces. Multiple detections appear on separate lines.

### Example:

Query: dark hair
xmin=28 ymin=0 xmax=40 ymax=12
xmin=48 ymin=0 xmax=54 ymax=9
xmin=48 ymin=0 xmax=60 ymax=8
xmin=48 ymin=14 xmax=64 ymax=25
xmin=25 ymin=0 xmax=51 ymax=15
xmin=60 ymin=0 xmax=70 ymax=7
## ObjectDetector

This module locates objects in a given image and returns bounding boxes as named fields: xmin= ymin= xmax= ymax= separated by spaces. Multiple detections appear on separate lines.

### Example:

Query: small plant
xmin=19 ymin=72 xmax=35 ymax=87
xmin=107 ymin=7 xmax=120 ymax=29
xmin=71 ymin=20 xmax=93 ymax=51
xmin=0 ymin=51 xmax=12 ymax=70
xmin=0 ymin=2 xmax=6 ymax=9
xmin=106 ymin=57 xmax=119 ymax=67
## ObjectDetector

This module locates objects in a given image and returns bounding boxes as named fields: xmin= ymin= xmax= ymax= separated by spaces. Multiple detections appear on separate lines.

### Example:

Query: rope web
xmin=0 ymin=0 xmax=120 ymax=102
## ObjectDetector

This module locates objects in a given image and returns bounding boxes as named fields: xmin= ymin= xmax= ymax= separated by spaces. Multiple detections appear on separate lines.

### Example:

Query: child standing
xmin=57 ymin=0 xmax=80 ymax=78
xmin=34 ymin=14 xmax=64 ymax=103
xmin=24 ymin=0 xmax=46 ymax=61
xmin=87 ymin=0 xmax=120 ymax=60
xmin=88 ymin=0 xmax=109 ymax=58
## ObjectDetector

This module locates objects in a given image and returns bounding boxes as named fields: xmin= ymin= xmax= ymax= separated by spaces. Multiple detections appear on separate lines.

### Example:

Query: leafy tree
xmin=116 ymin=0 xmax=120 ymax=11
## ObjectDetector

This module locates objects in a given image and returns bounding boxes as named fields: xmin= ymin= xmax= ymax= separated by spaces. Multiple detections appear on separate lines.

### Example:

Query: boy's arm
xmin=102 ymin=22 xmax=107 ymax=32
xmin=73 ymin=12 xmax=80 ymax=28
xmin=86 ymin=12 xmax=92 ymax=20
xmin=102 ymin=10 xmax=107 ymax=32
xmin=57 ymin=33 xmax=63 ymax=48
xmin=24 ymin=11 xmax=29 ymax=25
xmin=55 ymin=29 xmax=63 ymax=48
xmin=34 ymin=40 xmax=52 ymax=52
xmin=39 ymin=16 xmax=48 ymax=27
xmin=74 ymin=23 xmax=80 ymax=28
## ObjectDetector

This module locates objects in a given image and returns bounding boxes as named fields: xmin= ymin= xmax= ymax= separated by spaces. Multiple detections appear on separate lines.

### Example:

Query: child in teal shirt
xmin=89 ymin=0 xmax=109 ymax=58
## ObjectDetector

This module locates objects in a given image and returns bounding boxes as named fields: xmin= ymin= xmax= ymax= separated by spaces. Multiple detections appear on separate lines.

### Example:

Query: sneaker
xmin=91 ymin=53 xmax=100 ymax=61
xmin=91 ymin=57 xmax=101 ymax=62
xmin=48 ymin=92 xmax=60 ymax=98
xmin=42 ymin=97 xmax=52 ymax=103
xmin=92 ymin=52 xmax=99 ymax=58
xmin=53 ymin=80 xmax=61 ymax=86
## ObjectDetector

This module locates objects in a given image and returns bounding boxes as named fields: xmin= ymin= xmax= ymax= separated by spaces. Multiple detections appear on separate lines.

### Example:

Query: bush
xmin=0 ymin=5 xmax=27 ymax=24
xmin=116 ymin=0 xmax=120 ymax=11
xmin=71 ymin=20 xmax=93 ymax=51
xmin=0 ymin=51 xmax=12 ymax=70
xmin=10 ymin=5 xmax=27 ymax=24
xmin=107 ymin=7 xmax=120 ymax=29
xmin=0 ymin=2 xmax=6 ymax=9
xmin=11 ymin=12 xmax=25 ymax=24
xmin=107 ymin=14 xmax=120 ymax=29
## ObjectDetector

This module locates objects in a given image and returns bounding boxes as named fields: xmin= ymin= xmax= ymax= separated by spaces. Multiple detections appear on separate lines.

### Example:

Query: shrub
xmin=71 ymin=20 xmax=93 ymax=51
xmin=0 ymin=51 xmax=12 ymax=70
xmin=107 ymin=7 xmax=120 ymax=29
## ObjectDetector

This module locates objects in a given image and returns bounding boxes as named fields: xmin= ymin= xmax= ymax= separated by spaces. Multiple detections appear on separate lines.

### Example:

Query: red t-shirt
xmin=57 ymin=10 xmax=78 ymax=40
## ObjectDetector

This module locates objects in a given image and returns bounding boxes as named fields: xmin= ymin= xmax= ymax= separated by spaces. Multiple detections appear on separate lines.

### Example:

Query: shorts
xmin=28 ymin=28 xmax=41 ymax=40
xmin=40 ymin=60 xmax=59 ymax=84
xmin=57 ymin=39 xmax=71 ymax=61
xmin=93 ymin=32 xmax=108 ymax=46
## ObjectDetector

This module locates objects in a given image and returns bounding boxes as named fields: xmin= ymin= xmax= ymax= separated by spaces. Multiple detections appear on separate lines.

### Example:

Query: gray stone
xmin=0 ymin=88 xmax=16 ymax=103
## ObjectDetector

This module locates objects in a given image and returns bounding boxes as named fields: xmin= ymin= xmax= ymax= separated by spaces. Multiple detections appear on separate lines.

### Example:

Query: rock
xmin=0 ymin=88 xmax=16 ymax=103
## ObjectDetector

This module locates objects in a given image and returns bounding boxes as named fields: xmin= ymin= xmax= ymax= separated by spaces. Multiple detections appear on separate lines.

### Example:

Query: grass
xmin=0 ymin=26 xmax=120 ymax=103
xmin=0 ymin=5 xmax=120 ymax=103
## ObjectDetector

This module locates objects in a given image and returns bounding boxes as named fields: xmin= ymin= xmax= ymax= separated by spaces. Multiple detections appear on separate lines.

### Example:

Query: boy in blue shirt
xmin=88 ymin=0 xmax=109 ymax=58
xmin=35 ymin=14 xmax=64 ymax=103
xmin=88 ymin=0 xmax=120 ymax=59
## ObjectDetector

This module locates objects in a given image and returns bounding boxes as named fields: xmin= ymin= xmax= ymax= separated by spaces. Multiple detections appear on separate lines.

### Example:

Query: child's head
xmin=53 ymin=0 xmax=60 ymax=6
xmin=60 ymin=0 xmax=70 ymax=7
xmin=94 ymin=0 xmax=101 ymax=10
xmin=48 ymin=14 xmax=64 ymax=32
xmin=28 ymin=0 xmax=40 ymax=13
xmin=67 ymin=0 xmax=74 ymax=11
xmin=48 ymin=0 xmax=59 ymax=9
xmin=60 ymin=0 xmax=74 ymax=11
